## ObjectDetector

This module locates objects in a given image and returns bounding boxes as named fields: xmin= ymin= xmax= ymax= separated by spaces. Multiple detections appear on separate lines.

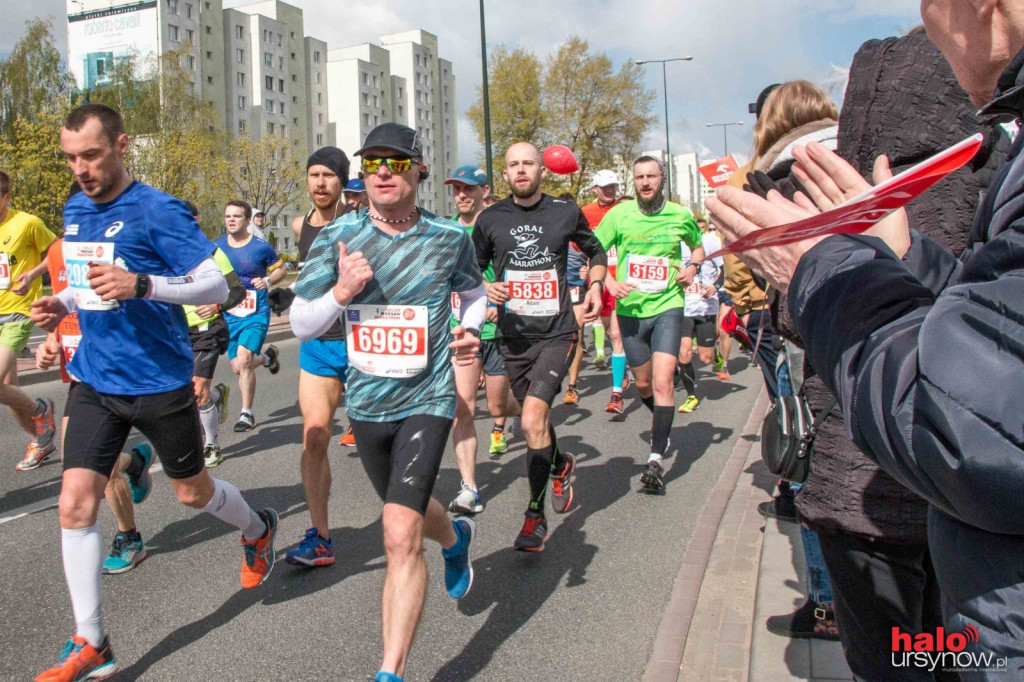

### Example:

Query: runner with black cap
xmin=290 ymin=123 xmax=486 ymax=682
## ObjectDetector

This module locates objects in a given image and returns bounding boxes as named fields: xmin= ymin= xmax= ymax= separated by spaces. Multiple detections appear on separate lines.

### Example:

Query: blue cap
xmin=344 ymin=178 xmax=366 ymax=192
xmin=445 ymin=165 xmax=488 ymax=186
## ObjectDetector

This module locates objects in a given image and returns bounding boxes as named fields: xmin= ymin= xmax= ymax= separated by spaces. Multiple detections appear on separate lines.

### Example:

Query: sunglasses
xmin=361 ymin=156 xmax=416 ymax=174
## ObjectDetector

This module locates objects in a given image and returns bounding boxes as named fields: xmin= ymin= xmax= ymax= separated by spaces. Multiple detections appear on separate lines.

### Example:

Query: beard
xmin=312 ymin=192 xmax=341 ymax=210
xmin=510 ymin=175 xmax=542 ymax=199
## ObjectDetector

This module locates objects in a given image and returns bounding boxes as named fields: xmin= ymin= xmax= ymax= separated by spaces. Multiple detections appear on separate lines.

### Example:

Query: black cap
xmin=354 ymin=122 xmax=423 ymax=158
xmin=307 ymin=146 xmax=350 ymax=183
xmin=749 ymin=83 xmax=781 ymax=119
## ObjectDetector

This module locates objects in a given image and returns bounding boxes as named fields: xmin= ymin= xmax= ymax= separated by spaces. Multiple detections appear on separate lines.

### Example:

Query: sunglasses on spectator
xmin=361 ymin=157 xmax=417 ymax=174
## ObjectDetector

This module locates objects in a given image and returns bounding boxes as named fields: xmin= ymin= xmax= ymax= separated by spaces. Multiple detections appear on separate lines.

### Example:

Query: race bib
xmin=684 ymin=281 xmax=701 ymax=295
xmin=63 ymin=242 xmax=117 ymax=311
xmin=345 ymin=304 xmax=429 ymax=377
xmin=450 ymin=292 xmax=462 ymax=321
xmin=0 ymin=253 xmax=9 ymax=290
xmin=230 ymin=290 xmax=259 ymax=318
xmin=506 ymin=269 xmax=559 ymax=317
xmin=569 ymin=286 xmax=582 ymax=305
xmin=62 ymin=334 xmax=81 ymax=365
xmin=626 ymin=254 xmax=671 ymax=293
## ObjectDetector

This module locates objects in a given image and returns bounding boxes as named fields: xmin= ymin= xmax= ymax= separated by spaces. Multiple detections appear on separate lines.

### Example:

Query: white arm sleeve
xmin=290 ymin=292 xmax=345 ymax=342
xmin=56 ymin=286 xmax=77 ymax=314
xmin=456 ymin=283 xmax=487 ymax=332
xmin=146 ymin=258 xmax=228 ymax=305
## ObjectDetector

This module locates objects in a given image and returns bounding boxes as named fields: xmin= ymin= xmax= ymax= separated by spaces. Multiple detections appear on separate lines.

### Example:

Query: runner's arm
xmin=455 ymin=283 xmax=487 ymax=332
xmin=289 ymin=292 xmax=344 ymax=342
xmin=218 ymin=269 xmax=246 ymax=313
xmin=573 ymin=211 xmax=608 ymax=269
xmin=146 ymin=257 xmax=229 ymax=305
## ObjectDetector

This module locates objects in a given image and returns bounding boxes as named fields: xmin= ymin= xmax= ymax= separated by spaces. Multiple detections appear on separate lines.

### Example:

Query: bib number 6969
xmin=352 ymin=325 xmax=424 ymax=356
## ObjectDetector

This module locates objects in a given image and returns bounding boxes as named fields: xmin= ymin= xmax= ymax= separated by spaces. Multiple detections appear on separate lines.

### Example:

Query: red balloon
xmin=543 ymin=145 xmax=579 ymax=174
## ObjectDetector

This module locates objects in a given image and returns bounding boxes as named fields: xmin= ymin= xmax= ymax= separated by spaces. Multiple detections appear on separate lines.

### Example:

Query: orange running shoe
xmin=339 ymin=426 xmax=356 ymax=447
xmin=35 ymin=635 xmax=116 ymax=681
xmin=717 ymin=371 xmax=731 ymax=381
xmin=241 ymin=508 xmax=278 ymax=588
xmin=562 ymin=386 xmax=579 ymax=405
xmin=31 ymin=398 xmax=56 ymax=447
xmin=17 ymin=440 xmax=55 ymax=471
xmin=605 ymin=393 xmax=624 ymax=415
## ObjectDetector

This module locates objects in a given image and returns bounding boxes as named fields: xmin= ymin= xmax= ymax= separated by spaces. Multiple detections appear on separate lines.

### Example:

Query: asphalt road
xmin=0 ymin=336 xmax=763 ymax=681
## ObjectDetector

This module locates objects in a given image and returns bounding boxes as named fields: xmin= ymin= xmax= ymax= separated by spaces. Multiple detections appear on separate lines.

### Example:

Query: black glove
xmin=267 ymin=287 xmax=296 ymax=316
xmin=743 ymin=169 xmax=808 ymax=203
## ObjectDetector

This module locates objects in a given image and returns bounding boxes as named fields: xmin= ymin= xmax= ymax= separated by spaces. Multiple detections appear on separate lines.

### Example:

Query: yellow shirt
xmin=0 ymin=209 xmax=56 ymax=316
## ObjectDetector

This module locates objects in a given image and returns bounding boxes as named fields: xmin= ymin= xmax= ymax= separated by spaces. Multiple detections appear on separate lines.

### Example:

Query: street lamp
xmin=705 ymin=121 xmax=744 ymax=157
xmin=636 ymin=56 xmax=692 ymax=201
xmin=479 ymin=0 xmax=494 ymax=188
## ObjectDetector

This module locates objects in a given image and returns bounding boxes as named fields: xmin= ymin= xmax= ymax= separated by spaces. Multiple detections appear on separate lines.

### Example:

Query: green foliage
xmin=0 ymin=18 xmax=74 ymax=141
xmin=210 ymin=132 xmax=306 ymax=232
xmin=0 ymin=113 xmax=73 ymax=234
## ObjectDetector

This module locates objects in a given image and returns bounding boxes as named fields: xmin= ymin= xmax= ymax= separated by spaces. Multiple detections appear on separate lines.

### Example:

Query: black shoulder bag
xmin=760 ymin=392 xmax=837 ymax=484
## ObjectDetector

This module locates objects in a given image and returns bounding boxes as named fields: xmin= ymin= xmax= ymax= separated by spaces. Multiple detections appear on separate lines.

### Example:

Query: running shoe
xmin=203 ymin=444 xmax=224 ymax=468
xmin=285 ymin=527 xmax=335 ymax=567
xmin=562 ymin=386 xmax=579 ymax=404
xmin=375 ymin=672 xmax=403 ymax=682
xmin=32 ymin=398 xmax=56 ymax=447
xmin=550 ymin=453 xmax=576 ymax=514
xmin=126 ymin=444 xmax=154 ymax=505
xmin=605 ymin=393 xmax=624 ymax=415
xmin=442 ymin=516 xmax=475 ymax=598
xmin=678 ymin=395 xmax=699 ymax=413
xmin=102 ymin=531 xmax=147 ymax=575
xmin=448 ymin=481 xmax=484 ymax=515
xmin=640 ymin=459 xmax=666 ymax=494
xmin=489 ymin=431 xmax=508 ymax=455
xmin=264 ymin=344 xmax=280 ymax=375
xmin=717 ymin=371 xmax=731 ymax=381
xmin=241 ymin=508 xmax=278 ymax=588
xmin=713 ymin=347 xmax=725 ymax=372
xmin=513 ymin=512 xmax=547 ymax=552
xmin=234 ymin=412 xmax=255 ymax=432
xmin=339 ymin=426 xmax=356 ymax=447
xmin=593 ymin=354 xmax=607 ymax=370
xmin=16 ymin=440 xmax=55 ymax=471
xmin=214 ymin=383 xmax=230 ymax=424
xmin=35 ymin=635 xmax=116 ymax=682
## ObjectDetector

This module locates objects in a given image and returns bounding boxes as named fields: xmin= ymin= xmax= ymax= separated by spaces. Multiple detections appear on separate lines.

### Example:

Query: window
xmin=238 ymin=119 xmax=246 ymax=132
xmin=264 ymin=52 xmax=272 ymax=66
xmin=313 ymin=50 xmax=321 ymax=63
xmin=189 ymin=81 xmax=196 ymax=93
xmin=168 ymin=0 xmax=178 ymax=14
xmin=291 ymin=52 xmax=296 ymax=60
xmin=362 ymin=73 xmax=368 ymax=85
xmin=290 ymin=31 xmax=295 ymax=39
xmin=315 ymin=72 xmax=321 ymax=84
xmin=292 ymin=95 xmax=297 ymax=103
xmin=238 ymin=95 xmax=246 ymax=110
xmin=265 ymin=75 xmax=273 ymax=90
xmin=235 ymin=25 xmax=243 ymax=39
xmin=443 ymin=85 xmax=449 ymax=97
xmin=416 ymin=54 xmax=421 ymax=66
xmin=185 ymin=3 xmax=192 ymax=18
xmin=280 ymin=124 xmax=286 ymax=136
xmin=265 ymin=98 xmax=273 ymax=113
xmin=373 ymin=115 xmax=379 ymax=125
xmin=293 ymin=117 xmax=298 ymax=124
xmin=277 ymin=33 xmax=283 ymax=47
xmin=204 ymin=1 xmax=210 ymax=9
xmin=373 ymin=95 xmax=378 ymax=107
xmin=398 ymin=86 xmax=403 ymax=97
xmin=283 ymin=237 xmax=289 ymax=250
xmin=186 ymin=28 xmax=194 ymax=42
xmin=316 ymin=93 xmax=322 ymax=105
xmin=205 ymin=25 xmax=211 ymax=34
xmin=267 ymin=122 xmax=275 ymax=134
xmin=205 ymin=50 xmax=212 ymax=59
xmin=185 ymin=55 xmax=195 ymax=70
xmin=363 ymin=113 xmax=370 ymax=125
xmin=236 ymin=72 xmax=245 ymax=86
xmin=318 ymin=113 xmax=323 ymax=125
xmin=316 ymin=133 xmax=323 ymax=145
xmin=398 ymin=105 xmax=404 ymax=117
xmin=168 ymin=24 xmax=179 ymax=41
xmin=262 ymin=29 xmax=269 ymax=43
xmin=278 ymin=56 xmax=284 ymax=69
xmin=236 ymin=48 xmax=245 ymax=63
xmin=278 ymin=101 xmax=285 ymax=114
xmin=291 ymin=74 xmax=296 ymax=82
xmin=372 ymin=75 xmax=378 ymax=88
xmin=278 ymin=78 xmax=284 ymax=92
xmin=207 ymin=75 xmax=213 ymax=84
xmin=362 ymin=93 xmax=368 ymax=105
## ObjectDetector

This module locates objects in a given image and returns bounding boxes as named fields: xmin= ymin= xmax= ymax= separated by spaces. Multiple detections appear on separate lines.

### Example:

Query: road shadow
xmin=0 ymin=472 xmax=62 ymax=515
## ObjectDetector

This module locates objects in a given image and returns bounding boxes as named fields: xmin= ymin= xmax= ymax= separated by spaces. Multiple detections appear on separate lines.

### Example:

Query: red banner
xmin=699 ymin=155 xmax=740 ymax=188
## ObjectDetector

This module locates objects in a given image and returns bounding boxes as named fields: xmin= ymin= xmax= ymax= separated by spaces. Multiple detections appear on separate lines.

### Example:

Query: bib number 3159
xmin=345 ymin=304 xmax=429 ymax=377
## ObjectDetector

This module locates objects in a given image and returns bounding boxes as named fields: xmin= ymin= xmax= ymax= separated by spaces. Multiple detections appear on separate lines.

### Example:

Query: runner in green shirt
xmin=444 ymin=166 xmax=520 ymax=514
xmin=594 ymin=155 xmax=704 ymax=493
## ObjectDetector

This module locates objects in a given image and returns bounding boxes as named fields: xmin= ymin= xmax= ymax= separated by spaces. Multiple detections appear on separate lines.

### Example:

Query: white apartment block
xmin=327 ymin=30 xmax=457 ymax=216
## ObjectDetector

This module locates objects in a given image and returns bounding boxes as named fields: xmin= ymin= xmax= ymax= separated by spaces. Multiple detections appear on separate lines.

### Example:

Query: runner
xmin=290 ymin=122 xmax=484 ymax=682
xmin=0 ymin=169 xmax=58 ymax=471
xmin=473 ymin=142 xmax=607 ymax=551
xmin=31 ymin=103 xmax=277 ymax=681
xmin=595 ymin=155 xmax=704 ymax=494
xmin=699 ymin=219 xmax=733 ymax=380
xmin=444 ymin=165 xmax=518 ymax=515
xmin=677 ymin=223 xmax=723 ymax=414
xmin=286 ymin=146 xmax=354 ymax=567
xmin=343 ymin=177 xmax=368 ymax=210
xmin=215 ymin=199 xmax=284 ymax=433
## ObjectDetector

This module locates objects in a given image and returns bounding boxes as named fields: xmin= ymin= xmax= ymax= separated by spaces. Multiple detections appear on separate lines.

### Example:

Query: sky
xmin=2 ymin=0 xmax=922 ymax=166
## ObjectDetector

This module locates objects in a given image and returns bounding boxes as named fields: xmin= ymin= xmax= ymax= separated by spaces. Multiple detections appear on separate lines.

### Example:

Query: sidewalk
xmin=15 ymin=313 xmax=296 ymax=387
xmin=645 ymin=387 xmax=853 ymax=682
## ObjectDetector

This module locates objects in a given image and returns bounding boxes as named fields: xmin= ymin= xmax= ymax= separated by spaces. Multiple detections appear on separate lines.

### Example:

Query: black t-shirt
xmin=473 ymin=194 xmax=607 ymax=339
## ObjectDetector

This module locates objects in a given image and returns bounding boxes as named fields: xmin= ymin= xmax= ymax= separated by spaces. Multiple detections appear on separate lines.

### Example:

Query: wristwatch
xmin=589 ymin=280 xmax=605 ymax=293
xmin=465 ymin=327 xmax=481 ymax=338
xmin=134 ymin=273 xmax=150 ymax=299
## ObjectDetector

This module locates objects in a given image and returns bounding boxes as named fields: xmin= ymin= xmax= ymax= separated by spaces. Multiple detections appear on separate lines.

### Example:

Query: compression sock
xmin=547 ymin=425 xmax=567 ymax=471
xmin=641 ymin=395 xmax=655 ymax=412
xmin=526 ymin=445 xmax=554 ymax=513
xmin=203 ymin=478 xmax=266 ymax=541
xmin=199 ymin=401 xmax=219 ymax=447
xmin=651 ymin=406 xmax=674 ymax=456
xmin=593 ymin=322 xmax=605 ymax=356
xmin=679 ymin=362 xmax=697 ymax=397
xmin=62 ymin=524 xmax=105 ymax=648
xmin=611 ymin=353 xmax=627 ymax=392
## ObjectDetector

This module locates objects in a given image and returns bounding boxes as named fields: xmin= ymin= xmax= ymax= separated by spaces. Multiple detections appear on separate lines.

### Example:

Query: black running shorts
xmin=499 ymin=332 xmax=577 ymax=405
xmin=618 ymin=308 xmax=685 ymax=367
xmin=681 ymin=315 xmax=717 ymax=348
xmin=348 ymin=414 xmax=453 ymax=515
xmin=190 ymin=316 xmax=229 ymax=379
xmin=63 ymin=381 xmax=205 ymax=480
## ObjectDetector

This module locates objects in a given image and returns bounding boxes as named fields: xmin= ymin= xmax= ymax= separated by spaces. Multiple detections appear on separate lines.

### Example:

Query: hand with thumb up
xmin=332 ymin=242 xmax=374 ymax=304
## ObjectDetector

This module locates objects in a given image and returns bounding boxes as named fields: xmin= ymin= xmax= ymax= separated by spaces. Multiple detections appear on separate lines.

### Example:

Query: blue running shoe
xmin=102 ymin=531 xmax=147 ymax=575
xmin=375 ymin=672 xmax=403 ymax=682
xmin=126 ymin=444 xmax=154 ymax=505
xmin=285 ymin=527 xmax=335 ymax=567
xmin=442 ymin=516 xmax=475 ymax=599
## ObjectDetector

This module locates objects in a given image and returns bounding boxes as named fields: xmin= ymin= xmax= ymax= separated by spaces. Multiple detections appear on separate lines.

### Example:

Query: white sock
xmin=203 ymin=478 xmax=265 ymax=541
xmin=61 ymin=525 xmax=105 ymax=648
xmin=648 ymin=453 xmax=663 ymax=464
xmin=199 ymin=402 xmax=219 ymax=447
xmin=241 ymin=408 xmax=254 ymax=416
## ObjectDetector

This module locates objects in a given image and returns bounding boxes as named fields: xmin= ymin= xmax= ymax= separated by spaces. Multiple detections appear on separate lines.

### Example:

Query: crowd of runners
xmin=0 ymin=104 xmax=758 ymax=682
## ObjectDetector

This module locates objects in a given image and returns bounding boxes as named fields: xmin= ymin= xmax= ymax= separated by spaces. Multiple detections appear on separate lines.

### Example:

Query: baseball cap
xmin=445 ymin=165 xmax=488 ymax=186
xmin=345 ymin=178 xmax=366 ymax=193
xmin=592 ymin=170 xmax=620 ymax=187
xmin=749 ymin=84 xmax=781 ymax=119
xmin=354 ymin=122 xmax=423 ymax=158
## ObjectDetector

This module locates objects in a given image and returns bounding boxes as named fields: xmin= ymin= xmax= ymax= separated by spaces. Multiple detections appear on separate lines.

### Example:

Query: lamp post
xmin=636 ymin=56 xmax=692 ymax=201
xmin=479 ymin=0 xmax=494 ymax=188
xmin=705 ymin=121 xmax=744 ymax=157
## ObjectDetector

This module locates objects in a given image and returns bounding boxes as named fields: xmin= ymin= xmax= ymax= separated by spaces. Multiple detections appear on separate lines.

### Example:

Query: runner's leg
xmin=298 ymin=370 xmax=343 ymax=537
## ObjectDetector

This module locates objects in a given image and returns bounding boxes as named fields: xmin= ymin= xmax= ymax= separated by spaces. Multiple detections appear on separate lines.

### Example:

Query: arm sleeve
xmin=56 ymin=285 xmax=77 ymax=313
xmin=574 ymin=210 xmax=607 ymax=267
xmin=790 ymin=230 xmax=1024 ymax=534
xmin=472 ymin=219 xmax=494 ymax=274
xmin=289 ymin=292 xmax=345 ymax=342
xmin=456 ymin=283 xmax=487 ymax=331
xmin=219 ymin=269 xmax=247 ymax=312
xmin=147 ymin=257 xmax=229 ymax=305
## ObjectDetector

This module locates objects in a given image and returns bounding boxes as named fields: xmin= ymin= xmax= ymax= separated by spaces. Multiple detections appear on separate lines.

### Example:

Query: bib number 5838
xmin=508 ymin=280 xmax=555 ymax=300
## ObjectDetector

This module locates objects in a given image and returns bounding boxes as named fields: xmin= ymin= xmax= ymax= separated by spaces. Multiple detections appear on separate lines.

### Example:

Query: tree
xmin=0 ymin=18 xmax=74 ymax=141
xmin=211 ymin=132 xmax=306 ymax=231
xmin=0 ymin=113 xmax=73 ymax=234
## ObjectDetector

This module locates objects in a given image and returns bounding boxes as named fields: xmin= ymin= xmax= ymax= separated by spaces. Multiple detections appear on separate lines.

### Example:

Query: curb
xmin=644 ymin=386 xmax=770 ymax=682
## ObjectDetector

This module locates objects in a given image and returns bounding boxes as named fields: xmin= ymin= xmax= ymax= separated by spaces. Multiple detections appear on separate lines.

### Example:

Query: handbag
xmin=760 ymin=392 xmax=837 ymax=484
